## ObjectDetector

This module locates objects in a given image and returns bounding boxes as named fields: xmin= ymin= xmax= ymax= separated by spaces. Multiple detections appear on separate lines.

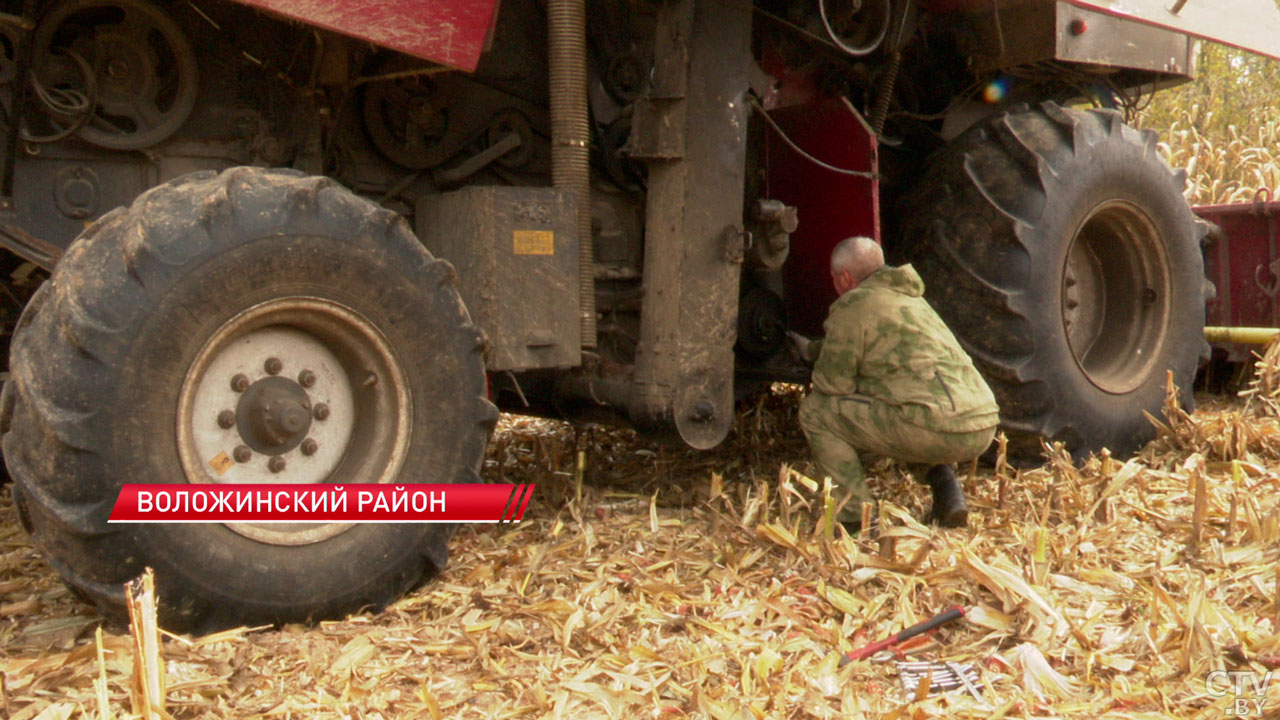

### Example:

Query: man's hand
xmin=788 ymin=331 xmax=814 ymax=364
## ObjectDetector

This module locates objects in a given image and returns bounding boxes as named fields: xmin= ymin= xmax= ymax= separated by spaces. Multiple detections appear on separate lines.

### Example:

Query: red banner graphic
xmin=108 ymin=484 xmax=535 ymax=524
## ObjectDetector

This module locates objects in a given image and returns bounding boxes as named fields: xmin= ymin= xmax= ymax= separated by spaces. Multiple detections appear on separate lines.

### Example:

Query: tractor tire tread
xmin=4 ymin=167 xmax=495 ymax=631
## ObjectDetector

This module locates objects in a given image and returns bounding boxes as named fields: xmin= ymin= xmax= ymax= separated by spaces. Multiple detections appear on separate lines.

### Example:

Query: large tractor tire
xmin=898 ymin=102 xmax=1210 ymax=460
xmin=0 ymin=167 xmax=497 ymax=632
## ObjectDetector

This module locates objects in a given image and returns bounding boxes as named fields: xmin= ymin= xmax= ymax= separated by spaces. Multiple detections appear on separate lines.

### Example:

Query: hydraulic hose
xmin=548 ymin=0 xmax=596 ymax=349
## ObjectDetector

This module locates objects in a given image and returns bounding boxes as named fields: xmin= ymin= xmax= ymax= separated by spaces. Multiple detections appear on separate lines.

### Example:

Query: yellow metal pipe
xmin=1205 ymin=326 xmax=1280 ymax=344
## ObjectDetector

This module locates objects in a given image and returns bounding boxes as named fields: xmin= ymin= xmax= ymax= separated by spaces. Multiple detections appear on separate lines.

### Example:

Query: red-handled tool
xmin=840 ymin=605 xmax=966 ymax=665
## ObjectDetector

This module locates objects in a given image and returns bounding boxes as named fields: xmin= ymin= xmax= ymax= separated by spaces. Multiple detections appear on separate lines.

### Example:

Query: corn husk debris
xmin=0 ymin=383 xmax=1279 ymax=718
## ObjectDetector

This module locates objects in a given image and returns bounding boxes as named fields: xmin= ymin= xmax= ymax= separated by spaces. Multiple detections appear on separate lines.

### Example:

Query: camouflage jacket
xmin=810 ymin=264 xmax=999 ymax=433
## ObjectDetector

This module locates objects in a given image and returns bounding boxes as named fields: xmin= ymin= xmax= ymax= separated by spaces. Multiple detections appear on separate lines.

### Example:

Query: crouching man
xmin=793 ymin=236 xmax=999 ymax=529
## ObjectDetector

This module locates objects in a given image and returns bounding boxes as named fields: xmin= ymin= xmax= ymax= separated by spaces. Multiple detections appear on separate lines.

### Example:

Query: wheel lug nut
xmin=233 ymin=445 xmax=252 ymax=463
xmin=217 ymin=410 xmax=236 ymax=429
xmin=298 ymin=370 xmax=316 ymax=388
xmin=230 ymin=374 xmax=250 ymax=393
xmin=301 ymin=438 xmax=318 ymax=456
xmin=268 ymin=456 xmax=286 ymax=473
xmin=313 ymin=403 xmax=329 ymax=421
xmin=264 ymin=357 xmax=283 ymax=375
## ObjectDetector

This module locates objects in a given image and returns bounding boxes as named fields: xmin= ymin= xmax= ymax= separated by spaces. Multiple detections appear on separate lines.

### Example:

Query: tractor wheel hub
xmin=236 ymin=376 xmax=312 ymax=454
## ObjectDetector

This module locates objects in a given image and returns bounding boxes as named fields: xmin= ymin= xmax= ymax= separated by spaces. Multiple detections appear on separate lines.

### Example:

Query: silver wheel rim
xmin=1061 ymin=200 xmax=1172 ymax=395
xmin=177 ymin=297 xmax=411 ymax=545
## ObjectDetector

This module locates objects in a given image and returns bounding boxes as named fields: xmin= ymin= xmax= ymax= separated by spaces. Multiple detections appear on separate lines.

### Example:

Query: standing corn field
xmin=1139 ymin=43 xmax=1280 ymax=205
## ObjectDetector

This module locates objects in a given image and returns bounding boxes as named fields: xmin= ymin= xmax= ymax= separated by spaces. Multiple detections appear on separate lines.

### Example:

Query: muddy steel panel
xmin=1064 ymin=0 xmax=1280 ymax=60
xmin=417 ymin=187 xmax=581 ymax=372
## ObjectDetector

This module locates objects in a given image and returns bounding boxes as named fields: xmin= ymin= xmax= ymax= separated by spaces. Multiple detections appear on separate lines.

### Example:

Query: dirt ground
xmin=2 ymin=385 xmax=1280 ymax=719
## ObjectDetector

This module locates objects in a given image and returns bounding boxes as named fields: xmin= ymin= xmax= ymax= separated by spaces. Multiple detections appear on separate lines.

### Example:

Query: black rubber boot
xmin=924 ymin=465 xmax=968 ymax=527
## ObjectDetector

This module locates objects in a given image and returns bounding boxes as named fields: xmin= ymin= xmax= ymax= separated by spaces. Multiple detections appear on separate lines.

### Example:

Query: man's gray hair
xmin=830 ymin=236 xmax=884 ymax=282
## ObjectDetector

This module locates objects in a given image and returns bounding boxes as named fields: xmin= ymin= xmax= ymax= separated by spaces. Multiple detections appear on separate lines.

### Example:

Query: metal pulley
xmin=361 ymin=56 xmax=450 ymax=169
xmin=31 ymin=0 xmax=199 ymax=150
xmin=818 ymin=0 xmax=892 ymax=56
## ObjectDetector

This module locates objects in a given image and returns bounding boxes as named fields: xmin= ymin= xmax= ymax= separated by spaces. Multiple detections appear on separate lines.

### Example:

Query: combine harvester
xmin=0 ymin=0 xmax=1274 ymax=630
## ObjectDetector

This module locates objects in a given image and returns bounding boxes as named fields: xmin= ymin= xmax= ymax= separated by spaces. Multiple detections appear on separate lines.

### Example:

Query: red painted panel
xmin=1196 ymin=192 xmax=1280 ymax=357
xmin=229 ymin=0 xmax=500 ymax=71
xmin=763 ymin=97 xmax=880 ymax=337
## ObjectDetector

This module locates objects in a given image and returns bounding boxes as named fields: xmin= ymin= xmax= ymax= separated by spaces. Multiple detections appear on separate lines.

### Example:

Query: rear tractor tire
xmin=898 ymin=102 xmax=1211 ymax=461
xmin=1 ymin=167 xmax=497 ymax=632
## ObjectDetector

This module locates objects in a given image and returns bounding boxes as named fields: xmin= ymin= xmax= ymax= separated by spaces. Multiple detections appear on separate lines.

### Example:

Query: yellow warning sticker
xmin=513 ymin=230 xmax=554 ymax=255
xmin=209 ymin=451 xmax=234 ymax=476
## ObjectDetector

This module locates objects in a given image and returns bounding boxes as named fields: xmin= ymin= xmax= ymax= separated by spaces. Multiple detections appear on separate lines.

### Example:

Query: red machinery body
xmin=763 ymin=97 xmax=880 ymax=338
xmin=229 ymin=0 xmax=501 ymax=71
xmin=222 ymin=0 xmax=1280 ymax=343
xmin=225 ymin=0 xmax=1280 ymax=73
xmin=7 ymin=0 xmax=1280 ymax=634
xmin=1197 ymin=194 xmax=1280 ymax=358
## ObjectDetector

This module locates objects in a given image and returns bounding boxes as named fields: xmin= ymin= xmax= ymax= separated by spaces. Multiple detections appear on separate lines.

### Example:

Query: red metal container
xmin=1196 ymin=189 xmax=1280 ymax=359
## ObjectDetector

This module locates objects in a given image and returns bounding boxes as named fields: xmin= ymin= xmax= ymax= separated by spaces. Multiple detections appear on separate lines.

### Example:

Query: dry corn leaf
xmin=1011 ymin=642 xmax=1078 ymax=702
xmin=30 ymin=704 xmax=77 ymax=720
xmin=818 ymin=580 xmax=862 ymax=616
xmin=966 ymin=604 xmax=1013 ymax=633
xmin=2 ymin=384 xmax=1280 ymax=718
xmin=960 ymin=549 xmax=1065 ymax=633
